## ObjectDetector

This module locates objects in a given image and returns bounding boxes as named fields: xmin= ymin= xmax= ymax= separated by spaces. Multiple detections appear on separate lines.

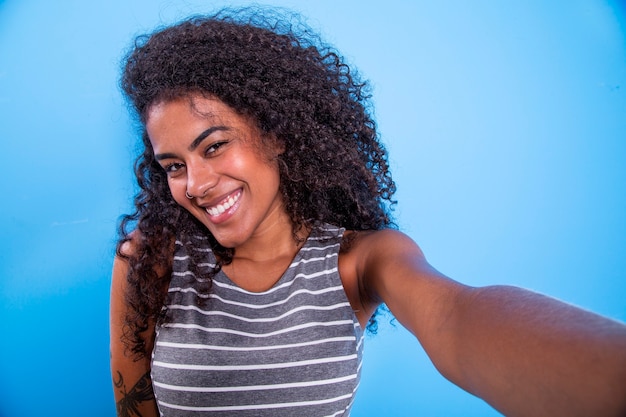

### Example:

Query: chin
xmin=204 ymin=228 xmax=244 ymax=249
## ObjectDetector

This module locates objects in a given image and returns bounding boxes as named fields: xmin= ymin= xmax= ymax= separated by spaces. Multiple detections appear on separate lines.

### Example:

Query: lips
xmin=205 ymin=190 xmax=242 ymax=217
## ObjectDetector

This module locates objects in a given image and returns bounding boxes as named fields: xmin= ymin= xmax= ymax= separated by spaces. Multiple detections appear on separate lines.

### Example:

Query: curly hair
xmin=117 ymin=6 xmax=396 ymax=358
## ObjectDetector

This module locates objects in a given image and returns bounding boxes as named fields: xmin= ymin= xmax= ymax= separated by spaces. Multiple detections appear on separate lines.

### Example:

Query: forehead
xmin=147 ymin=95 xmax=233 ymax=126
xmin=146 ymin=95 xmax=253 ymax=142
xmin=145 ymin=95 xmax=276 ymax=155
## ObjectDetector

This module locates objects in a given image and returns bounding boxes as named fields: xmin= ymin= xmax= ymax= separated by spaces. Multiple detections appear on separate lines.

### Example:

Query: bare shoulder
xmin=111 ymin=232 xmax=141 ymax=298
xmin=342 ymin=228 xmax=467 ymax=337
xmin=342 ymin=229 xmax=427 ymax=277
xmin=110 ymin=233 xmax=139 ymax=339
xmin=339 ymin=229 xmax=433 ymax=325
xmin=116 ymin=229 xmax=141 ymax=259
xmin=343 ymin=228 xmax=418 ymax=251
xmin=111 ymin=231 xmax=166 ymax=291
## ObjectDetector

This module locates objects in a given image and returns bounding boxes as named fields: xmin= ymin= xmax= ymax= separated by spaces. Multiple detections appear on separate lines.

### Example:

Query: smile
xmin=206 ymin=190 xmax=241 ymax=217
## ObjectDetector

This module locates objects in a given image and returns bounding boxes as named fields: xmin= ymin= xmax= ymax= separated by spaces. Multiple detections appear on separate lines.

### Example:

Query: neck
xmin=221 ymin=219 xmax=312 ymax=293
xmin=232 ymin=217 xmax=309 ymax=263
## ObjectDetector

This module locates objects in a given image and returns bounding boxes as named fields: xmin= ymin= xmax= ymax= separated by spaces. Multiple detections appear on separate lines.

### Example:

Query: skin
xmin=110 ymin=94 xmax=626 ymax=417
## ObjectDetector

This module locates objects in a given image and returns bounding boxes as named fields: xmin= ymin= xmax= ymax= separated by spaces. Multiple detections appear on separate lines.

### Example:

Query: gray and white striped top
xmin=151 ymin=223 xmax=364 ymax=417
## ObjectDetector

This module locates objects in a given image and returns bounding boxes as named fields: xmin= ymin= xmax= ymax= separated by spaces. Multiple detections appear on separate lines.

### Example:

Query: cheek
xmin=168 ymin=178 xmax=189 ymax=206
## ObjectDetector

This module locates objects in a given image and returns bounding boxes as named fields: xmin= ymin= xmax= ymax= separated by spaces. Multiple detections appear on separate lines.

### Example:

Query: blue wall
xmin=1 ymin=1 xmax=624 ymax=416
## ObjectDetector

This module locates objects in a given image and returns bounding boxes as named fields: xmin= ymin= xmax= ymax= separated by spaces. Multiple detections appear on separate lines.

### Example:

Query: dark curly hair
xmin=117 ymin=6 xmax=397 ymax=358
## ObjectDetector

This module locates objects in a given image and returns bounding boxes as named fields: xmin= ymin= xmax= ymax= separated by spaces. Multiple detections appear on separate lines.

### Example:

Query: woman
xmin=110 ymin=7 xmax=626 ymax=417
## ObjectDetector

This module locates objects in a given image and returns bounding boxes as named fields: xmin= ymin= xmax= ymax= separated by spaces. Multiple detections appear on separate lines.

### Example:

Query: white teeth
xmin=206 ymin=192 xmax=240 ymax=217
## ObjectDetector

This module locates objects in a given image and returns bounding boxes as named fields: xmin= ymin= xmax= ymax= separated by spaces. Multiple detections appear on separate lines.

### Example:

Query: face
xmin=146 ymin=95 xmax=286 ymax=249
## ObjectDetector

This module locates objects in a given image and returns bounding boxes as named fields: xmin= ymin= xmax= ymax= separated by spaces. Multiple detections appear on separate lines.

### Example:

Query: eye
xmin=204 ymin=141 xmax=228 ymax=156
xmin=163 ymin=162 xmax=185 ymax=176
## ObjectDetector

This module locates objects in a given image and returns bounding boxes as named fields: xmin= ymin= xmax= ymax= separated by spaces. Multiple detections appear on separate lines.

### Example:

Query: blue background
xmin=1 ymin=1 xmax=625 ymax=416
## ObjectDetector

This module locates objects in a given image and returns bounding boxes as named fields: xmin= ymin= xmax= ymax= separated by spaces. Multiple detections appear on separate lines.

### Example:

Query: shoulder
xmin=338 ymin=229 xmax=428 ymax=324
xmin=111 ymin=231 xmax=142 ymax=289
xmin=342 ymin=228 xmax=425 ymax=271
xmin=111 ymin=230 xmax=168 ymax=303
xmin=111 ymin=233 xmax=140 ymax=309
xmin=116 ymin=229 xmax=141 ymax=259
xmin=110 ymin=230 xmax=164 ymax=355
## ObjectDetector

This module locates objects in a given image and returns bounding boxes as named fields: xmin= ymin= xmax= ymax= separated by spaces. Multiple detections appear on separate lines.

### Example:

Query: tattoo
xmin=114 ymin=370 xmax=156 ymax=417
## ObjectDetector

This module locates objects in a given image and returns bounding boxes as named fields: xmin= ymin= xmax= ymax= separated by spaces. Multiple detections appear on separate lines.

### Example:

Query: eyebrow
xmin=154 ymin=125 xmax=230 ymax=161
xmin=188 ymin=125 xmax=230 ymax=152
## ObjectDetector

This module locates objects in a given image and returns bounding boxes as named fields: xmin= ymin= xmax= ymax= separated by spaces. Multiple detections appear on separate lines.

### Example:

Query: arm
xmin=359 ymin=230 xmax=626 ymax=417
xmin=110 ymin=253 xmax=159 ymax=417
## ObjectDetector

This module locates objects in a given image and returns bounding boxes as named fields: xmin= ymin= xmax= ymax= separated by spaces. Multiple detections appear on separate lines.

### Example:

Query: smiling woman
xmin=108 ymin=6 xmax=626 ymax=417
xmin=111 ymin=9 xmax=397 ymax=416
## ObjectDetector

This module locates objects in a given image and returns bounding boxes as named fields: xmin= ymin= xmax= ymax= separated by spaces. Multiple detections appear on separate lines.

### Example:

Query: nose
xmin=185 ymin=160 xmax=218 ymax=198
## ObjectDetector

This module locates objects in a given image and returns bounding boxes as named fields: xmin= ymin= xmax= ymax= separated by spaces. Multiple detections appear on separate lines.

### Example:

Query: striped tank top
xmin=151 ymin=223 xmax=364 ymax=417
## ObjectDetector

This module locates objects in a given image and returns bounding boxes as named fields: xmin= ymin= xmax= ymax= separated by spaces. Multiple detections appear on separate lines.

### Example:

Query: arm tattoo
xmin=114 ymin=370 xmax=157 ymax=417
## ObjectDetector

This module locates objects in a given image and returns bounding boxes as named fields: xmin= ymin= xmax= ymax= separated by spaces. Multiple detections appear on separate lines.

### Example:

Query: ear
xmin=273 ymin=136 xmax=286 ymax=155
xmin=264 ymin=133 xmax=285 ymax=157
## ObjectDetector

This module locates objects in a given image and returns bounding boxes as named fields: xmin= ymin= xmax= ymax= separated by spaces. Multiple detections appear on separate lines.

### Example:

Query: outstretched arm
xmin=359 ymin=230 xmax=626 ymax=417
xmin=110 ymin=253 xmax=160 ymax=417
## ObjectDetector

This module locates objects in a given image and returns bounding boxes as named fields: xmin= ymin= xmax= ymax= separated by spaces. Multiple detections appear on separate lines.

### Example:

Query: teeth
xmin=206 ymin=192 xmax=240 ymax=217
